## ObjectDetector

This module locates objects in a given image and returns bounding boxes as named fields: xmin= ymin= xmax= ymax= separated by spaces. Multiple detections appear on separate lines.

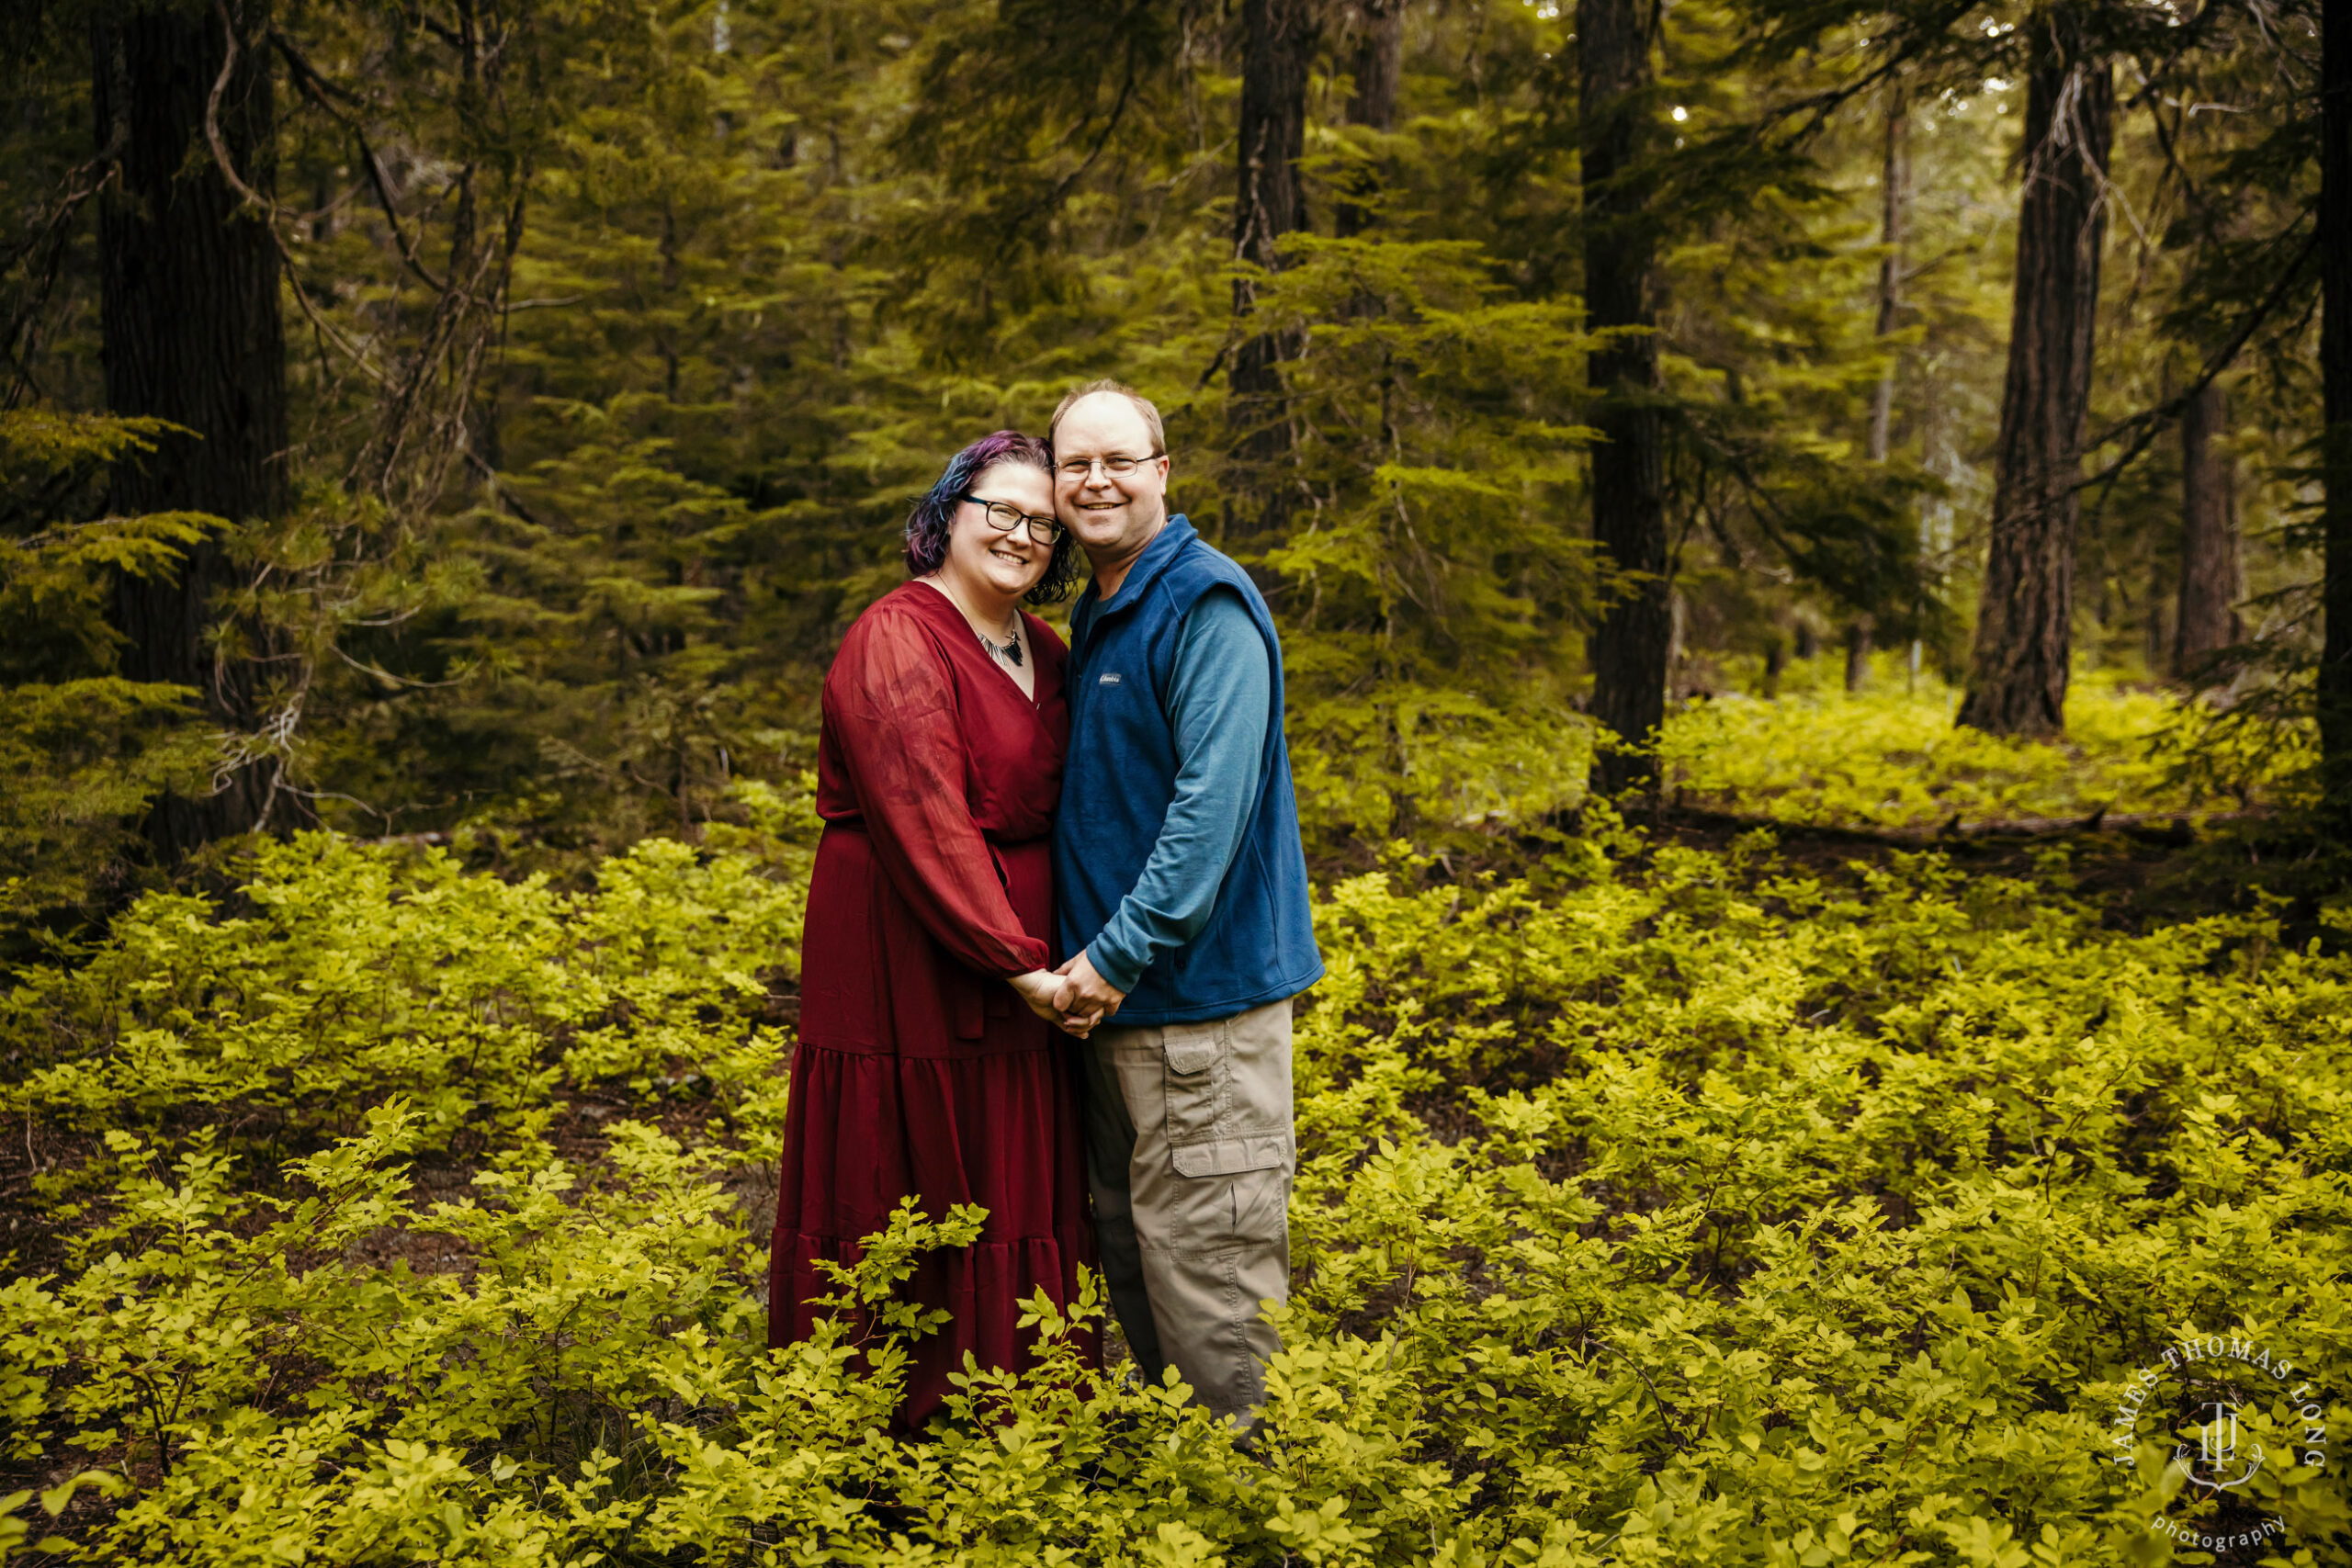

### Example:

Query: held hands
xmin=1050 ymin=951 xmax=1126 ymax=1036
xmin=1010 ymin=969 xmax=1073 ymax=1029
xmin=1011 ymin=952 xmax=1128 ymax=1039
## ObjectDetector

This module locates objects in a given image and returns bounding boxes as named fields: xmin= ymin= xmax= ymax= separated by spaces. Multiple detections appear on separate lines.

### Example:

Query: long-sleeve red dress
xmin=768 ymin=580 xmax=1097 ymax=1427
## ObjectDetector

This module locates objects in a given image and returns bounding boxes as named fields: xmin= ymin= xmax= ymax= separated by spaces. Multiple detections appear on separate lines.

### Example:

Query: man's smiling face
xmin=1051 ymin=391 xmax=1170 ymax=574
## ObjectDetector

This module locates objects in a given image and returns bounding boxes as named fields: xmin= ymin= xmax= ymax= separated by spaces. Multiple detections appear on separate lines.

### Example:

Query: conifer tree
xmin=2323 ymin=0 xmax=2352 ymax=823
xmin=1955 ymin=11 xmax=2112 ymax=739
xmin=1848 ymin=85 xmax=1907 ymax=694
xmin=4 ymin=0 xmax=2335 ymax=864
xmin=1227 ymin=0 xmax=1318 ymax=539
xmin=2172 ymin=380 xmax=2238 ymax=678
xmin=1337 ymin=0 xmax=1404 ymax=236
xmin=91 ymin=0 xmax=295 ymax=852
xmin=1580 ymin=0 xmax=1670 ymax=795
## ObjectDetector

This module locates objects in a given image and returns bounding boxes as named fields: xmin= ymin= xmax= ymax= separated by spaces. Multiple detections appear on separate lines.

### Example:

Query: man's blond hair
xmin=1048 ymin=378 xmax=1166 ymax=457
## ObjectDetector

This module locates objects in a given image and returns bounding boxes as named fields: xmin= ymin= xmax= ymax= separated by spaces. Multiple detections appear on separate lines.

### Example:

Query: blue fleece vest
xmin=1053 ymin=515 xmax=1324 ymax=1025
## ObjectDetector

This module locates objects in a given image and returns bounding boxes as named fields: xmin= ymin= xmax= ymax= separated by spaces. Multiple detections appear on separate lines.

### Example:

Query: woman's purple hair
xmin=903 ymin=431 xmax=1080 ymax=604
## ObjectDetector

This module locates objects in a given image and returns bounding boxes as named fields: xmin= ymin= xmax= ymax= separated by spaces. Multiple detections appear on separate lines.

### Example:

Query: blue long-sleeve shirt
xmin=1080 ymin=586 xmax=1270 ymax=993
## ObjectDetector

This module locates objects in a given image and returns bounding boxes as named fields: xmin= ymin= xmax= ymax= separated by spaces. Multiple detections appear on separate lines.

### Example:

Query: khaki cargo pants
xmin=1080 ymin=998 xmax=1295 ymax=1425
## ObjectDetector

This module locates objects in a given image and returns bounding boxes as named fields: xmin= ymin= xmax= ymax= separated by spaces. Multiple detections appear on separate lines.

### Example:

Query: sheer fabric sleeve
xmin=828 ymin=611 xmax=1050 ymax=978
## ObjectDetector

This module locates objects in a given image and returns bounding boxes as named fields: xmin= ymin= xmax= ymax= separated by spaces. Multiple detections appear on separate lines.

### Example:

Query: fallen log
xmin=1652 ymin=803 xmax=2257 ymax=849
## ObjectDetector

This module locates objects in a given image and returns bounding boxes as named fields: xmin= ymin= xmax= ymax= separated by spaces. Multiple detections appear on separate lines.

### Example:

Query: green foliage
xmin=0 ymin=682 xmax=208 ymax=936
xmin=6 ymin=788 xmax=2348 ymax=1563
xmin=0 ymin=0 xmax=2345 ymax=1551
xmin=0 ymin=410 xmax=220 ymax=942
xmin=11 ymin=0 xmax=2330 ymax=863
xmin=1291 ymin=660 xmax=2313 ymax=851
xmin=4 ymin=814 xmax=808 ymax=1167
xmin=1234 ymin=233 xmax=1600 ymax=848
xmin=1661 ymin=664 xmax=2319 ymax=829
xmin=1291 ymin=674 xmax=1594 ymax=849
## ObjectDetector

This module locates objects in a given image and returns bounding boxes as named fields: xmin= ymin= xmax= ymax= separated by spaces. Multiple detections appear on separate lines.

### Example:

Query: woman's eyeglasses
xmin=960 ymin=494 xmax=1064 ymax=546
xmin=1054 ymin=453 xmax=1163 ymax=481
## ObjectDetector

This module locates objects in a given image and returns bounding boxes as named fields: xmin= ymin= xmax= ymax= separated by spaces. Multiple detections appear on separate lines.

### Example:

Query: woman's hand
xmin=1011 ymin=969 xmax=1089 ymax=1035
xmin=1052 ymin=951 xmax=1125 ymax=1028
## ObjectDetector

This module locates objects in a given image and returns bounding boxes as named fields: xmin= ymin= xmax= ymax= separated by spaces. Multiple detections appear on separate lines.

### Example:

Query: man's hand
xmin=1010 ymin=969 xmax=1074 ymax=1028
xmin=1052 ymin=950 xmax=1127 ymax=1034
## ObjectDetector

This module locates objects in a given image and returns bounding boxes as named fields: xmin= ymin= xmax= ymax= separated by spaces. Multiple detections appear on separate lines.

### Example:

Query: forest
xmin=2 ymin=0 xmax=2349 ymax=1562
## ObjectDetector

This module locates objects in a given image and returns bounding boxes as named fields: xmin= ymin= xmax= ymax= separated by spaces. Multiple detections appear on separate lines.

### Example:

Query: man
xmin=1045 ymin=378 xmax=1324 ymax=1427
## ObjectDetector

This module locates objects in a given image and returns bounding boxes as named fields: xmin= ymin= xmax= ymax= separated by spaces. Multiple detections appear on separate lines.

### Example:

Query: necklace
xmin=977 ymin=620 xmax=1024 ymax=667
xmin=923 ymin=575 xmax=1023 ymax=667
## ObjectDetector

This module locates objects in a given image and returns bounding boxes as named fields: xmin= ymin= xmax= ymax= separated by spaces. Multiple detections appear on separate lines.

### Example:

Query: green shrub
xmin=3 ymin=806 xmax=2348 ymax=1563
xmin=0 ymin=409 xmax=226 ymax=947
xmin=1659 ymin=670 xmax=2314 ymax=829
xmin=1287 ymin=667 xmax=2310 ymax=855
xmin=4 ymin=827 xmax=804 ymax=1165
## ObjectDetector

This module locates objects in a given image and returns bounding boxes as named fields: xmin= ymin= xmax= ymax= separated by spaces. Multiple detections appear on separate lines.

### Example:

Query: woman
xmin=768 ymin=431 xmax=1097 ymax=1427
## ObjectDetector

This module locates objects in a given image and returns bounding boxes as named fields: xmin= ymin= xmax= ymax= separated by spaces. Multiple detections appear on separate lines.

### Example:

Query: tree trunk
xmin=1227 ymin=0 xmax=1315 ymax=538
xmin=1956 ymin=21 xmax=2111 ymax=739
xmin=1844 ymin=618 xmax=1873 ymax=694
xmin=1853 ymin=92 xmax=1903 ymax=698
xmin=1581 ymin=0 xmax=1670 ymax=798
xmin=93 ymin=0 xmax=292 ymax=856
xmin=1337 ymin=0 xmax=1404 ymax=238
xmin=1868 ymin=85 xmax=1906 ymax=466
xmin=2319 ymin=0 xmax=2352 ymax=823
xmin=2173 ymin=379 xmax=2240 ymax=681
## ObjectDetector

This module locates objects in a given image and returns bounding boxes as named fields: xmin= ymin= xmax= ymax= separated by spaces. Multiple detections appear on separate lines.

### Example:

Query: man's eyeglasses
xmin=960 ymin=493 xmax=1064 ymax=546
xmin=1055 ymin=452 xmax=1165 ymax=481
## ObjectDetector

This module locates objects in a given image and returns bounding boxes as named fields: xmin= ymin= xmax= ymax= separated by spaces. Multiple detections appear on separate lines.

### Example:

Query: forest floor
xmin=0 ymin=804 xmax=2255 ymax=1276
xmin=3 ymin=683 xmax=2345 ymax=1566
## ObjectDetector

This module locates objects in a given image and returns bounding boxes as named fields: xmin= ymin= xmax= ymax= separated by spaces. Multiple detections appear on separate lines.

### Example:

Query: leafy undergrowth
xmin=1660 ymin=665 xmax=2315 ymax=830
xmin=1293 ymin=661 xmax=2312 ymax=854
xmin=3 ymin=796 xmax=2350 ymax=1562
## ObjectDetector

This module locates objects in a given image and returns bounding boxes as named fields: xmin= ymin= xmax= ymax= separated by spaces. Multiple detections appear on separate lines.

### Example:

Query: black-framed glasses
xmin=959 ymin=493 xmax=1064 ymax=546
xmin=1054 ymin=452 xmax=1164 ymax=481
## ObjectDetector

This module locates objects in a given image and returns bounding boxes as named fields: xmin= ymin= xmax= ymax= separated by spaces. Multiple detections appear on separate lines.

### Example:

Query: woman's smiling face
xmin=944 ymin=460 xmax=1057 ymax=604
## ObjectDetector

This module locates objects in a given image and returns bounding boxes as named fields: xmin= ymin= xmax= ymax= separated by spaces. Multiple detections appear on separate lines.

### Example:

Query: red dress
xmin=768 ymin=581 xmax=1097 ymax=1426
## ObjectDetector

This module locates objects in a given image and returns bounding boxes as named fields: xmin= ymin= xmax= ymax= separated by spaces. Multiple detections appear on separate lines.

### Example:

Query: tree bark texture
xmin=93 ymin=0 xmax=292 ymax=855
xmin=1337 ymin=0 xmax=1404 ymax=237
xmin=1849 ymin=88 xmax=1904 ymax=695
xmin=1956 ymin=23 xmax=2110 ymax=739
xmin=2320 ymin=0 xmax=2352 ymax=821
xmin=2172 ymin=379 xmax=2239 ymax=679
xmin=1580 ymin=0 xmax=1670 ymax=797
xmin=1227 ymin=0 xmax=1315 ymax=537
xmin=1867 ymin=86 xmax=1907 ymax=466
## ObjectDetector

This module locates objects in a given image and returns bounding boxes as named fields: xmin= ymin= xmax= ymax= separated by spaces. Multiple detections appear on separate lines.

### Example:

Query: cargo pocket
xmin=1162 ymin=1021 xmax=1227 ymax=1146
xmin=1164 ymin=1020 xmax=1284 ymax=1178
